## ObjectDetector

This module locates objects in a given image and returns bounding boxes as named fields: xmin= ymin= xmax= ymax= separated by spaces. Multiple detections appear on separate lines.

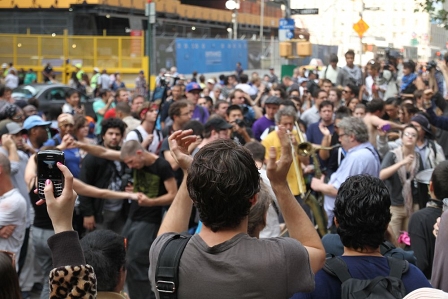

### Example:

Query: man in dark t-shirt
xmin=120 ymin=140 xmax=177 ymax=299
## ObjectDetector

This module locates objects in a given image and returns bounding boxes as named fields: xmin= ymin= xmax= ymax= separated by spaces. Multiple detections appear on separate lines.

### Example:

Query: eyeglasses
xmin=403 ymin=132 xmax=417 ymax=138
xmin=0 ymin=250 xmax=16 ymax=267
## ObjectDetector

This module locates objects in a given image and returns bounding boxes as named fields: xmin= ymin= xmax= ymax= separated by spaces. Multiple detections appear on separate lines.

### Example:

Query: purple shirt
xmin=192 ymin=105 xmax=209 ymax=124
xmin=252 ymin=116 xmax=275 ymax=141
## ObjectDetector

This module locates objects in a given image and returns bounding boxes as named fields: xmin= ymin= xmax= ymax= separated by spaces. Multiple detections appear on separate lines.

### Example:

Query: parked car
xmin=11 ymin=84 xmax=96 ymax=120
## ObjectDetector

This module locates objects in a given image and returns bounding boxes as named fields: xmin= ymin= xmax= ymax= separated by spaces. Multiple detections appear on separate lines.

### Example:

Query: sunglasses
xmin=0 ymin=250 xmax=16 ymax=267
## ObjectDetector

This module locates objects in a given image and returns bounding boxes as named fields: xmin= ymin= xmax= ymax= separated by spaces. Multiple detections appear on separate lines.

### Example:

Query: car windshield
xmin=12 ymin=85 xmax=46 ymax=99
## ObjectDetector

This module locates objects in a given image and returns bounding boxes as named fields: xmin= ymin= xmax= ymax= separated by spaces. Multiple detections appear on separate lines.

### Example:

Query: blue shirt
xmin=306 ymin=121 xmax=334 ymax=168
xmin=291 ymin=256 xmax=431 ymax=299
xmin=324 ymin=142 xmax=380 ymax=227
xmin=43 ymin=134 xmax=81 ymax=178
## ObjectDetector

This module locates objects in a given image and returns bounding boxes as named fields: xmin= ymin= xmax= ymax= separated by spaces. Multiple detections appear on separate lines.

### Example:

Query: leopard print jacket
xmin=49 ymin=264 xmax=97 ymax=298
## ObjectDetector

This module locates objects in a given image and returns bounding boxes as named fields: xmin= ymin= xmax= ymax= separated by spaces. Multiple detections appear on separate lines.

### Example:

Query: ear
xmin=249 ymin=193 xmax=258 ymax=207
xmin=429 ymin=181 xmax=434 ymax=194
xmin=333 ymin=217 xmax=339 ymax=228
xmin=136 ymin=149 xmax=143 ymax=156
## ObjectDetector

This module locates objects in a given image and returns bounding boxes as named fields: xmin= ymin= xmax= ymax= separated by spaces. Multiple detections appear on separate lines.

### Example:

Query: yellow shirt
xmin=261 ymin=130 xmax=305 ymax=196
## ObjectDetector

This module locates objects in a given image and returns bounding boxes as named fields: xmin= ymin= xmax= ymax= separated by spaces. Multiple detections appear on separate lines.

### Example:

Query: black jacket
xmin=78 ymin=152 xmax=127 ymax=222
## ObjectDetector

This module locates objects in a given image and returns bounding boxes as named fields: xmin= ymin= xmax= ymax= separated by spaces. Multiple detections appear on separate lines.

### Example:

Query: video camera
xmin=383 ymin=48 xmax=399 ymax=72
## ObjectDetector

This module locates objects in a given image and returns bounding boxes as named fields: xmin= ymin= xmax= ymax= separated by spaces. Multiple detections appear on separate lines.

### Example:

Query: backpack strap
xmin=155 ymin=234 xmax=192 ymax=299
xmin=386 ymin=256 xmax=408 ymax=279
xmin=132 ymin=129 xmax=143 ymax=143
xmin=323 ymin=257 xmax=353 ymax=283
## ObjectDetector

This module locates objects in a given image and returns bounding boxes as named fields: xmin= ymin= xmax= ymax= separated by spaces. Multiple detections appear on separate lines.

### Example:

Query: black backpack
xmin=323 ymin=256 xmax=409 ymax=299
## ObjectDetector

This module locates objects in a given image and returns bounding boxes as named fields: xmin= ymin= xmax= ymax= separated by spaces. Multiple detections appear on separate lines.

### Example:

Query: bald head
xmin=120 ymin=140 xmax=144 ymax=160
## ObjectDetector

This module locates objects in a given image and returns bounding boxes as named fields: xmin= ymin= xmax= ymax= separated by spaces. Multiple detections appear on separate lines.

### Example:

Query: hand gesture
xmin=169 ymin=130 xmax=198 ymax=171
xmin=62 ymin=134 xmax=77 ymax=149
xmin=318 ymin=122 xmax=330 ymax=136
xmin=1 ymin=134 xmax=15 ymax=150
xmin=41 ymin=163 xmax=78 ymax=234
xmin=267 ymin=125 xmax=292 ymax=185
xmin=403 ymin=154 xmax=414 ymax=166
xmin=311 ymin=175 xmax=326 ymax=192
xmin=137 ymin=193 xmax=152 ymax=207
xmin=145 ymin=134 xmax=154 ymax=145
xmin=0 ymin=225 xmax=15 ymax=239
xmin=107 ymin=96 xmax=114 ymax=105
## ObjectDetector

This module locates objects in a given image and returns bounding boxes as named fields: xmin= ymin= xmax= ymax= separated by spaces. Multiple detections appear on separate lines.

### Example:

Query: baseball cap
xmin=57 ymin=113 xmax=74 ymax=126
xmin=204 ymin=117 xmax=232 ymax=133
xmin=75 ymin=63 xmax=82 ymax=69
xmin=411 ymin=114 xmax=432 ymax=136
xmin=299 ymin=77 xmax=309 ymax=84
xmin=265 ymin=96 xmax=281 ymax=105
xmin=186 ymin=82 xmax=203 ymax=93
xmin=93 ymin=67 xmax=100 ymax=72
xmin=207 ymin=79 xmax=215 ymax=84
xmin=23 ymin=115 xmax=51 ymax=130
xmin=269 ymin=66 xmax=274 ymax=70
xmin=0 ymin=121 xmax=25 ymax=136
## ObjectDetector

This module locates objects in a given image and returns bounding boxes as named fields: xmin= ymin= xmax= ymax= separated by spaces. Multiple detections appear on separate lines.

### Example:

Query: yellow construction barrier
xmin=0 ymin=30 xmax=148 ymax=88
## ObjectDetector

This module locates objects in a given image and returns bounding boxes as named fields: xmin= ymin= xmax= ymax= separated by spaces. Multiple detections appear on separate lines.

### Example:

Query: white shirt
xmin=321 ymin=66 xmax=339 ymax=85
xmin=125 ymin=125 xmax=162 ymax=154
xmin=0 ymin=188 xmax=27 ymax=270
xmin=5 ymin=74 xmax=19 ymax=89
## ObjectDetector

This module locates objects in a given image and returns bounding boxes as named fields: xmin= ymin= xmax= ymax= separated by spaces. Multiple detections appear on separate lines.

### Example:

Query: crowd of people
xmin=2 ymin=49 xmax=448 ymax=299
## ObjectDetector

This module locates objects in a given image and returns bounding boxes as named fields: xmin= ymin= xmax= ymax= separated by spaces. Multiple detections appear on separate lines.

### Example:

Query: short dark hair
xmin=312 ymin=88 xmax=323 ymax=99
xmin=214 ymin=100 xmax=228 ymax=111
xmin=240 ymin=74 xmax=249 ymax=84
xmin=334 ymin=175 xmax=391 ymax=251
xmin=366 ymin=98 xmax=384 ymax=113
xmin=187 ymin=139 xmax=260 ymax=232
xmin=80 ymin=230 xmax=126 ymax=292
xmin=345 ymin=49 xmax=355 ymax=58
xmin=280 ymin=100 xmax=298 ymax=112
xmin=431 ymin=161 xmax=448 ymax=200
xmin=169 ymin=100 xmax=190 ymax=119
xmin=65 ymin=89 xmax=79 ymax=99
xmin=100 ymin=117 xmax=126 ymax=137
xmin=182 ymin=120 xmax=204 ymax=138
xmin=403 ymin=60 xmax=416 ymax=73
xmin=346 ymin=83 xmax=359 ymax=97
xmin=244 ymin=141 xmax=266 ymax=162
xmin=99 ymin=89 xmax=110 ymax=98
xmin=414 ymin=89 xmax=423 ymax=100
xmin=115 ymin=88 xmax=127 ymax=99
xmin=329 ymin=53 xmax=339 ymax=63
xmin=116 ymin=102 xmax=131 ymax=115
xmin=335 ymin=106 xmax=351 ymax=120
xmin=385 ymin=97 xmax=401 ymax=107
xmin=226 ymin=104 xmax=243 ymax=116
xmin=319 ymin=100 xmax=334 ymax=111
xmin=322 ymin=78 xmax=332 ymax=85
xmin=73 ymin=114 xmax=87 ymax=132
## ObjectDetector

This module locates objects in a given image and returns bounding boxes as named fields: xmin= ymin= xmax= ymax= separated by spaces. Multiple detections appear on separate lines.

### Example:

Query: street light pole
xmin=260 ymin=0 xmax=264 ymax=56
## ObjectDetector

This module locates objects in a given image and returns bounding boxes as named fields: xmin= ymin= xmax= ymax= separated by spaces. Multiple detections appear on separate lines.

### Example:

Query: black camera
xmin=383 ymin=48 xmax=398 ymax=72
xmin=121 ymin=168 xmax=134 ymax=190
xmin=235 ymin=118 xmax=246 ymax=127
xmin=427 ymin=60 xmax=438 ymax=71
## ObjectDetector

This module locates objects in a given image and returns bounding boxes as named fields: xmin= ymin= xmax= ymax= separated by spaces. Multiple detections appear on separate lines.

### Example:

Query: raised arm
xmin=65 ymin=135 xmax=121 ymax=161
xmin=73 ymin=178 xmax=138 ymax=200
xmin=267 ymin=126 xmax=325 ymax=274
xmin=157 ymin=130 xmax=197 ymax=236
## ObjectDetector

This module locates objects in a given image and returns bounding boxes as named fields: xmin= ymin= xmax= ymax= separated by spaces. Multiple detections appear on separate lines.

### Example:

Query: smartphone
xmin=37 ymin=150 xmax=65 ymax=199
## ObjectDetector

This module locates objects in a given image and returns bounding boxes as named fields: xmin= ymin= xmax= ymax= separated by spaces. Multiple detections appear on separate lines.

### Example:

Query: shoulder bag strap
xmin=155 ymin=234 xmax=192 ymax=299
xmin=323 ymin=257 xmax=353 ymax=283
xmin=386 ymin=256 xmax=408 ymax=279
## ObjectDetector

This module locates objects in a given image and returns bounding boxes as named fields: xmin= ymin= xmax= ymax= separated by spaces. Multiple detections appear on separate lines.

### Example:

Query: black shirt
xmin=408 ymin=203 xmax=442 ymax=279
xmin=129 ymin=158 xmax=174 ymax=223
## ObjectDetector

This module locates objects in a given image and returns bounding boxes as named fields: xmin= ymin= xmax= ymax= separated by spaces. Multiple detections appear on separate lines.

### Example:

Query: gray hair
xmin=275 ymin=106 xmax=297 ymax=124
xmin=338 ymin=116 xmax=369 ymax=143
xmin=0 ymin=153 xmax=11 ymax=175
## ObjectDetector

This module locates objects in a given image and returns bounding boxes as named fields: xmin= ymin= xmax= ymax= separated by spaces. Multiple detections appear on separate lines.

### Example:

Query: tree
xmin=415 ymin=0 xmax=448 ymax=29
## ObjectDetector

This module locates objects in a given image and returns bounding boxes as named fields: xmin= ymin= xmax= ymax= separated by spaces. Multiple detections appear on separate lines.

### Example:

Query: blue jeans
xmin=31 ymin=226 xmax=54 ymax=299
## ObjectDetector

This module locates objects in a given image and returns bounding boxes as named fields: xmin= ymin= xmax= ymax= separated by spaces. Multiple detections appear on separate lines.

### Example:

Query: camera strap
xmin=155 ymin=234 xmax=191 ymax=299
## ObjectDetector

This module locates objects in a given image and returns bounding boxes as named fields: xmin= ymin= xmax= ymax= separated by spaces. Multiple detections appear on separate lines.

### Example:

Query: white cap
xmin=93 ymin=67 xmax=100 ymax=72
xmin=207 ymin=79 xmax=215 ymax=84
xmin=1 ymin=63 xmax=7 ymax=68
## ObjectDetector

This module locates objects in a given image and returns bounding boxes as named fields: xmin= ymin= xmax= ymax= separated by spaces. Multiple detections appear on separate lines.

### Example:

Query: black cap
xmin=204 ymin=117 xmax=233 ymax=133
xmin=265 ymin=96 xmax=281 ymax=105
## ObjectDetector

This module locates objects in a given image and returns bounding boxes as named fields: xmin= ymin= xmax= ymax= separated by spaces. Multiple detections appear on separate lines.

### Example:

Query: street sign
xmin=353 ymin=18 xmax=369 ymax=38
xmin=291 ymin=8 xmax=319 ymax=15
xmin=278 ymin=18 xmax=295 ymax=42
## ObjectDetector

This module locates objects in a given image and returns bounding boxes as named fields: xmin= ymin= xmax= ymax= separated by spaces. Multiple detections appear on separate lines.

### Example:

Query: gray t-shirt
xmin=149 ymin=233 xmax=314 ymax=299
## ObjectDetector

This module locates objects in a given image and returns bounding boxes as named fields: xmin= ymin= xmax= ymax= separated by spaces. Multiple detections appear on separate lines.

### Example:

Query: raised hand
xmin=169 ymin=130 xmax=198 ymax=171
xmin=267 ymin=125 xmax=292 ymax=185
xmin=42 ymin=163 xmax=77 ymax=234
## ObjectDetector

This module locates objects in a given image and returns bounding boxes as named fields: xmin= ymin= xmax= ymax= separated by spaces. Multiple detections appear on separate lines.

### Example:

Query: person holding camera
xmin=376 ymin=50 xmax=400 ymax=100
xmin=78 ymin=118 xmax=130 ymax=234
xmin=226 ymin=104 xmax=253 ymax=145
